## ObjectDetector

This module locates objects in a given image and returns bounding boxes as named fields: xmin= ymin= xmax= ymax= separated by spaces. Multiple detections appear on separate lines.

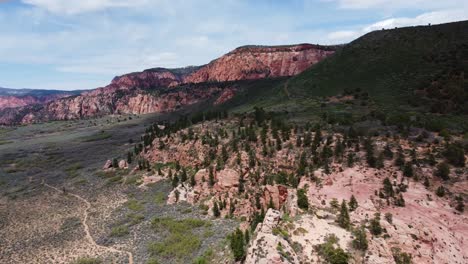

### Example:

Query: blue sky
xmin=1 ymin=0 xmax=467 ymax=90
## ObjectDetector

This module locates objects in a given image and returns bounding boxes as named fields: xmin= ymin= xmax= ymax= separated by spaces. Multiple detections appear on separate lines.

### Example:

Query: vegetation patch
xmin=80 ymin=131 xmax=112 ymax=142
xmin=148 ymin=217 xmax=211 ymax=261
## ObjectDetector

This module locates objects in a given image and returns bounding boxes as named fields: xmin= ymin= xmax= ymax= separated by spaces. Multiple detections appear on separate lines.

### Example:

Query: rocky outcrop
xmin=184 ymin=44 xmax=335 ymax=83
xmin=0 ymin=94 xmax=76 ymax=111
xmin=245 ymin=209 xmax=300 ymax=264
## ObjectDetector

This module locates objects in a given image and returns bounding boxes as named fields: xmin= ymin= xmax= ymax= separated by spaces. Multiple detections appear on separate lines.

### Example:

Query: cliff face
xmin=184 ymin=44 xmax=335 ymax=83
xmin=0 ymin=44 xmax=335 ymax=125
xmin=0 ymin=93 xmax=76 ymax=110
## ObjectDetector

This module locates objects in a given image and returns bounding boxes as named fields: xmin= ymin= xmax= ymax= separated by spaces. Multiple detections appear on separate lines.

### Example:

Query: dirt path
xmin=42 ymin=181 xmax=134 ymax=264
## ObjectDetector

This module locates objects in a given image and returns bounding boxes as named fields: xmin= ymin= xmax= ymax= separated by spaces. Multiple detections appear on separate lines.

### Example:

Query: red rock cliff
xmin=184 ymin=44 xmax=335 ymax=83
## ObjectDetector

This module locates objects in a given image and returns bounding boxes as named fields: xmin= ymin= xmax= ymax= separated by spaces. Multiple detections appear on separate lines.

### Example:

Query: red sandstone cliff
xmin=184 ymin=44 xmax=335 ymax=83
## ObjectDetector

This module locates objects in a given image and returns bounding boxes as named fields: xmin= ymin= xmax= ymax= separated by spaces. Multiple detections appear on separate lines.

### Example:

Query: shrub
xmin=435 ymin=162 xmax=450 ymax=180
xmin=352 ymin=226 xmax=368 ymax=251
xmin=149 ymin=217 xmax=209 ymax=259
xmin=297 ymin=188 xmax=309 ymax=210
xmin=436 ymin=186 xmax=445 ymax=197
xmin=443 ymin=143 xmax=465 ymax=167
xmin=110 ymin=225 xmax=129 ymax=237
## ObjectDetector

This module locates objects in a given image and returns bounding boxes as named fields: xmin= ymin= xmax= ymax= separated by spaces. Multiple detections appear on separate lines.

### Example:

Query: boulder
xmin=216 ymin=168 xmax=239 ymax=189
xmin=103 ymin=160 xmax=112 ymax=170
xmin=118 ymin=160 xmax=128 ymax=169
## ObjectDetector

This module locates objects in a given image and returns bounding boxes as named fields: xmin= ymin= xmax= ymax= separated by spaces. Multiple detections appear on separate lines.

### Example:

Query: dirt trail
xmin=42 ymin=181 xmax=134 ymax=264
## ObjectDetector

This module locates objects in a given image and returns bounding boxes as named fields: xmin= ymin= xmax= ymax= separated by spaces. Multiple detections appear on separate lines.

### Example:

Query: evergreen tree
xmin=230 ymin=228 xmax=245 ymax=261
xmin=369 ymin=212 xmax=383 ymax=236
xmin=209 ymin=167 xmax=215 ymax=187
xmin=268 ymin=197 xmax=275 ymax=209
xmin=222 ymin=145 xmax=229 ymax=162
xmin=249 ymin=150 xmax=256 ymax=168
xmin=238 ymin=173 xmax=245 ymax=193
xmin=213 ymin=201 xmax=220 ymax=217
xmin=349 ymin=195 xmax=358 ymax=211
xmin=435 ymin=162 xmax=450 ymax=180
xmin=455 ymin=195 xmax=464 ymax=212
xmin=403 ymin=163 xmax=413 ymax=177
xmin=383 ymin=177 xmax=394 ymax=197
xmin=376 ymin=152 xmax=385 ymax=169
xmin=127 ymin=152 xmax=132 ymax=164
xmin=383 ymin=144 xmax=393 ymax=159
xmin=395 ymin=194 xmax=405 ymax=207
xmin=436 ymin=186 xmax=445 ymax=197
xmin=296 ymin=135 xmax=302 ymax=147
xmin=112 ymin=158 xmax=119 ymax=168
xmin=337 ymin=200 xmax=351 ymax=229
xmin=352 ymin=225 xmax=368 ymax=251
xmin=244 ymin=229 xmax=250 ymax=243
xmin=395 ymin=149 xmax=405 ymax=167
xmin=180 ymin=168 xmax=188 ymax=182
xmin=171 ymin=174 xmax=179 ymax=188
xmin=347 ymin=153 xmax=355 ymax=167
xmin=297 ymin=188 xmax=309 ymax=210
xmin=190 ymin=173 xmax=196 ymax=187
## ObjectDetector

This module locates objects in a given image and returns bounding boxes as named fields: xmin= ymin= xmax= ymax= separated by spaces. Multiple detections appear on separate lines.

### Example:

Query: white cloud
xmin=21 ymin=0 xmax=151 ymax=14
xmin=332 ymin=0 xmax=467 ymax=10
xmin=327 ymin=8 xmax=468 ymax=42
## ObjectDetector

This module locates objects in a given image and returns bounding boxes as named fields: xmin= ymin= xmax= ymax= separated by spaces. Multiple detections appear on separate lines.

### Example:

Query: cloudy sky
xmin=1 ymin=0 xmax=467 ymax=90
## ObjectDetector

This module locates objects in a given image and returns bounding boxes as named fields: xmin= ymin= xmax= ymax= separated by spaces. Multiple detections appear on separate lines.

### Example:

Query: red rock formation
xmin=0 ymin=94 xmax=74 ymax=111
xmin=0 ymin=44 xmax=335 ymax=125
xmin=184 ymin=44 xmax=335 ymax=83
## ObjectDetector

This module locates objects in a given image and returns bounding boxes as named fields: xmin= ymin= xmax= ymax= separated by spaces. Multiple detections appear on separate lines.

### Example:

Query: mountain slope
xmin=226 ymin=20 xmax=468 ymax=131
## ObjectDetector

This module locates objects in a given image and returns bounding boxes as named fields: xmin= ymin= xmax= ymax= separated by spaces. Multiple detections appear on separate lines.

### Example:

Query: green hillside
xmin=226 ymin=20 xmax=468 ymax=131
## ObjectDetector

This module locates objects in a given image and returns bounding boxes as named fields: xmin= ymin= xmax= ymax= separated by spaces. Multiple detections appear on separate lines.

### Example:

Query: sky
xmin=0 ymin=0 xmax=467 ymax=90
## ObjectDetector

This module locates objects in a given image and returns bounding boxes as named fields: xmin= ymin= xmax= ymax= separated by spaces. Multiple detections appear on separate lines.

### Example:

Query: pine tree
xmin=238 ymin=173 xmax=245 ymax=193
xmin=112 ymin=158 xmax=119 ymax=168
xmin=395 ymin=149 xmax=405 ymax=167
xmin=213 ymin=201 xmax=220 ymax=217
xmin=222 ymin=145 xmax=229 ymax=162
xmin=337 ymin=200 xmax=351 ymax=229
xmin=369 ymin=212 xmax=382 ymax=236
xmin=347 ymin=153 xmax=355 ymax=167
xmin=190 ymin=174 xmax=196 ymax=187
xmin=352 ymin=225 xmax=368 ymax=251
xmin=180 ymin=168 xmax=188 ymax=182
xmin=435 ymin=186 xmax=445 ymax=197
xmin=171 ymin=174 xmax=179 ymax=188
xmin=435 ymin=162 xmax=450 ymax=180
xmin=297 ymin=188 xmax=309 ymax=210
xmin=127 ymin=152 xmax=132 ymax=164
xmin=230 ymin=228 xmax=245 ymax=261
xmin=209 ymin=167 xmax=215 ymax=187
xmin=383 ymin=177 xmax=394 ymax=197
xmin=403 ymin=162 xmax=413 ymax=177
xmin=249 ymin=150 xmax=256 ymax=168
xmin=268 ymin=197 xmax=275 ymax=209
xmin=383 ymin=144 xmax=393 ymax=159
xmin=376 ymin=152 xmax=385 ymax=169
xmin=244 ymin=229 xmax=250 ymax=243
xmin=349 ymin=195 xmax=358 ymax=211
xmin=395 ymin=194 xmax=405 ymax=207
